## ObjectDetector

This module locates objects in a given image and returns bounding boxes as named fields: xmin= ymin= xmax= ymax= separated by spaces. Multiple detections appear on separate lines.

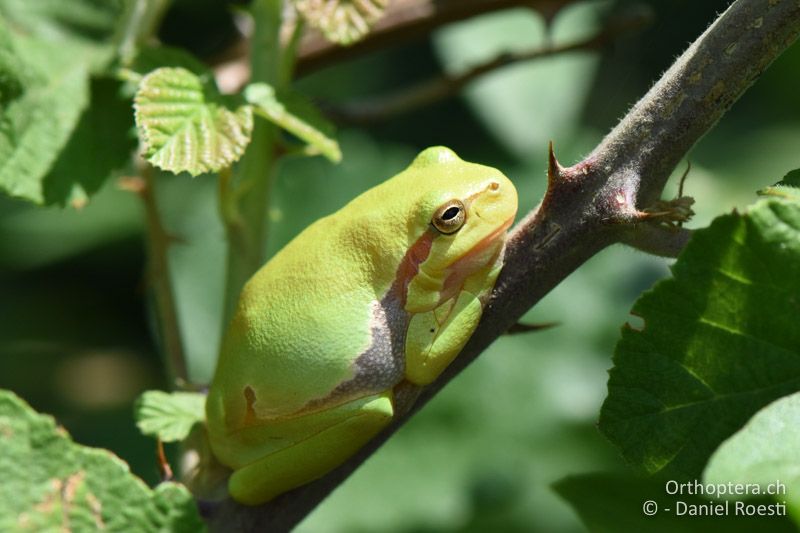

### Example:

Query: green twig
xmin=137 ymin=164 xmax=189 ymax=386
xmin=280 ymin=18 xmax=306 ymax=87
xmin=220 ymin=0 xmax=284 ymax=331
xmin=116 ymin=0 xmax=173 ymax=65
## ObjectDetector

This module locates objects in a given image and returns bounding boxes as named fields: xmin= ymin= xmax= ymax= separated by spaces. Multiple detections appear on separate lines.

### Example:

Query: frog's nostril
xmin=489 ymin=181 xmax=500 ymax=191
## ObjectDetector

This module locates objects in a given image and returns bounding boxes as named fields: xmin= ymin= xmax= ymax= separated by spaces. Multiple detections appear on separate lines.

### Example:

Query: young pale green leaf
xmin=134 ymin=390 xmax=206 ymax=442
xmin=0 ymin=389 xmax=205 ymax=532
xmin=704 ymin=392 xmax=800 ymax=518
xmin=600 ymin=199 xmax=800 ymax=479
xmin=758 ymin=169 xmax=800 ymax=202
xmin=555 ymin=473 xmax=795 ymax=532
xmin=134 ymin=67 xmax=254 ymax=176
xmin=292 ymin=0 xmax=388 ymax=45
xmin=245 ymin=83 xmax=342 ymax=163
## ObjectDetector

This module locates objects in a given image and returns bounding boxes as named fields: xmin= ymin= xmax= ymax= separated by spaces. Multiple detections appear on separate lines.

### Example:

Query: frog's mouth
xmin=454 ymin=213 xmax=514 ymax=264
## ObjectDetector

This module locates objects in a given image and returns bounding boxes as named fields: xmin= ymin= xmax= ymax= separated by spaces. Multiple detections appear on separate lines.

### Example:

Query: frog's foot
xmin=228 ymin=392 xmax=394 ymax=505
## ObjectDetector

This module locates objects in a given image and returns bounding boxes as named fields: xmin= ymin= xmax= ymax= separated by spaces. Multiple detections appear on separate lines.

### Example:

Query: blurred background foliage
xmin=1 ymin=0 xmax=799 ymax=531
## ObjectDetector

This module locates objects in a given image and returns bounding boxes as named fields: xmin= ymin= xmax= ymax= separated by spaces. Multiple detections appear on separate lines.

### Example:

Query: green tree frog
xmin=206 ymin=147 xmax=518 ymax=504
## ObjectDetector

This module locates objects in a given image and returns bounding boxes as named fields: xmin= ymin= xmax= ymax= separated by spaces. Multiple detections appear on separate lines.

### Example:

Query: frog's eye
xmin=432 ymin=200 xmax=466 ymax=234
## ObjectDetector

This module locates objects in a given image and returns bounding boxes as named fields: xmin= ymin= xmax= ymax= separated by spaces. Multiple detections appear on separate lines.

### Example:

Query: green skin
xmin=206 ymin=147 xmax=518 ymax=505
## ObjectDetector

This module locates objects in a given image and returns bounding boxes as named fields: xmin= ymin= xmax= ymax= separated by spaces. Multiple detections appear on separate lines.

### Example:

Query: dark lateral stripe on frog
xmin=302 ymin=229 xmax=435 ymax=408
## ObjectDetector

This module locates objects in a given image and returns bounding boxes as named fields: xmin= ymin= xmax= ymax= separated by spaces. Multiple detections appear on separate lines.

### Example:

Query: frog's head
xmin=396 ymin=146 xmax=518 ymax=313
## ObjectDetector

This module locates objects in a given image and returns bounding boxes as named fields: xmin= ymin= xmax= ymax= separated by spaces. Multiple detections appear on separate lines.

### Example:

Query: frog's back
xmin=207 ymin=188 xmax=411 ymax=432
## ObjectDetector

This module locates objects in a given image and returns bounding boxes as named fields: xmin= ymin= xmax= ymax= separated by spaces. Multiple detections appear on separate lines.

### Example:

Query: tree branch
xmin=618 ymin=224 xmax=693 ymax=258
xmin=203 ymin=0 xmax=800 ymax=530
xmin=295 ymin=0 xmax=576 ymax=76
xmin=214 ymin=0 xmax=576 ymax=91
xmin=327 ymin=7 xmax=651 ymax=125
xmin=120 ymin=166 xmax=189 ymax=386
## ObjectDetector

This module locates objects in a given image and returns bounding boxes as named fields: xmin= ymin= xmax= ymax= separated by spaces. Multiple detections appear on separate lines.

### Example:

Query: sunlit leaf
xmin=0 ymin=389 xmax=204 ymax=531
xmin=135 ymin=390 xmax=206 ymax=443
xmin=134 ymin=67 xmax=253 ymax=176
xmin=293 ymin=0 xmax=388 ymax=45
xmin=600 ymin=199 xmax=800 ymax=479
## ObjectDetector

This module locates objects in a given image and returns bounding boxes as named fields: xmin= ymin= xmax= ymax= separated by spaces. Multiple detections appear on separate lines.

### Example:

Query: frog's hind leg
xmin=228 ymin=391 xmax=394 ymax=505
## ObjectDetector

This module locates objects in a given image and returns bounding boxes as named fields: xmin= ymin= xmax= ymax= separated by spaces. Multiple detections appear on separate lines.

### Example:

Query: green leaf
xmin=0 ymin=0 xmax=127 ymax=70
xmin=758 ymin=169 xmax=800 ymax=201
xmin=0 ymin=0 xmax=131 ymax=204
xmin=43 ymin=77 xmax=136 ymax=206
xmin=134 ymin=67 xmax=254 ymax=176
xmin=777 ymin=169 xmax=800 ymax=188
xmin=600 ymin=199 xmax=800 ymax=479
xmin=555 ymin=472 xmax=795 ymax=533
xmin=135 ymin=390 xmax=206 ymax=442
xmin=704 ymin=392 xmax=800 ymax=519
xmin=245 ymin=83 xmax=341 ymax=162
xmin=0 ymin=389 xmax=205 ymax=532
xmin=292 ymin=0 xmax=388 ymax=45
xmin=0 ymin=32 xmax=92 ymax=203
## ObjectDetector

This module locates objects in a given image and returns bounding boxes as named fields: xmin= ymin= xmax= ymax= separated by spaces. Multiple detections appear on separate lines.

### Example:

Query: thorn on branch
xmin=537 ymin=140 xmax=588 ymax=221
xmin=547 ymin=140 xmax=565 ymax=189
xmin=545 ymin=140 xmax=589 ymax=187
xmin=506 ymin=321 xmax=559 ymax=335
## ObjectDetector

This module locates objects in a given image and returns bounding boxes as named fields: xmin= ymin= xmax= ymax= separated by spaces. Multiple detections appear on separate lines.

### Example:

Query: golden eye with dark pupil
xmin=432 ymin=200 xmax=466 ymax=234
xmin=442 ymin=206 xmax=460 ymax=220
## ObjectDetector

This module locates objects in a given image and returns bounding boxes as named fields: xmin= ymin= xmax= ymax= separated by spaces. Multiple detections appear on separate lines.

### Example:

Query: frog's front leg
xmin=404 ymin=262 xmax=501 ymax=385
xmin=227 ymin=392 xmax=394 ymax=505
xmin=404 ymin=291 xmax=481 ymax=385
